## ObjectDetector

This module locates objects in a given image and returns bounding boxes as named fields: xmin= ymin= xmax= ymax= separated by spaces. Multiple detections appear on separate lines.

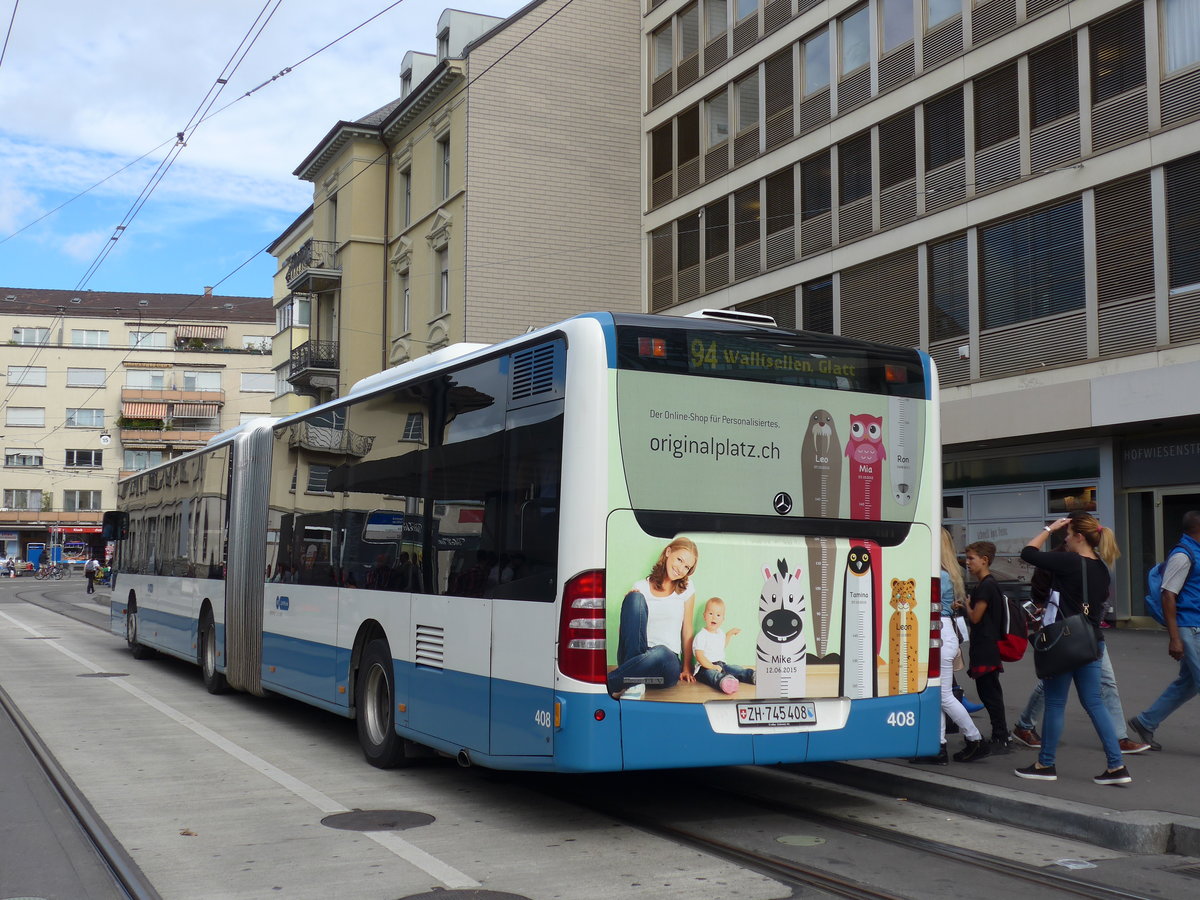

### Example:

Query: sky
xmin=0 ymin=0 xmax=525 ymax=299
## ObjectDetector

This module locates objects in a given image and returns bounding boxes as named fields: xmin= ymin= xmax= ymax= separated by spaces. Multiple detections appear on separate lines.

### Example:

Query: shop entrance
xmin=1126 ymin=489 xmax=1200 ymax=617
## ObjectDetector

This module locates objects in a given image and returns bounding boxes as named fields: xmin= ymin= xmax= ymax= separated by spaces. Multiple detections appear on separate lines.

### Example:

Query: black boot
xmin=989 ymin=733 xmax=1012 ymax=755
xmin=953 ymin=738 xmax=991 ymax=762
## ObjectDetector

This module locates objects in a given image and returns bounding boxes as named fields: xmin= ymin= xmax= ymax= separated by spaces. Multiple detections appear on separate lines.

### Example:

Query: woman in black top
xmin=955 ymin=541 xmax=1011 ymax=754
xmin=1015 ymin=512 xmax=1131 ymax=785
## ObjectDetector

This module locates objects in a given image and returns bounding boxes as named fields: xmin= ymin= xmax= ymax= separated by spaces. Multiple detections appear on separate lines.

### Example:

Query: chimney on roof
xmin=203 ymin=286 xmax=213 ymax=296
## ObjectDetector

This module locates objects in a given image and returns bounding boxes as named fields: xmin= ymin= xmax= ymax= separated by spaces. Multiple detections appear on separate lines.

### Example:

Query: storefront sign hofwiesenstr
xmin=1121 ymin=436 xmax=1200 ymax=488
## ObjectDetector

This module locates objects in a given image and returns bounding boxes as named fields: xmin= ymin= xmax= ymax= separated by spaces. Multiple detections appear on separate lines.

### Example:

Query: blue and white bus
xmin=105 ymin=311 xmax=941 ymax=772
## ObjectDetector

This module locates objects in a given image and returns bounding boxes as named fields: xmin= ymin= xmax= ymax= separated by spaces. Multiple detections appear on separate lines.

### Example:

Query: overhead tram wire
xmin=73 ymin=0 xmax=286 ymax=292
xmin=1 ymin=0 xmax=414 ymax=249
xmin=0 ymin=0 xmax=19 ymax=74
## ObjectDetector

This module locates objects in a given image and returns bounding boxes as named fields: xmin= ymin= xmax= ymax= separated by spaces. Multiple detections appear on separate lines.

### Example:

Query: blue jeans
xmin=1038 ymin=644 xmax=1123 ymax=770
xmin=1135 ymin=626 xmax=1200 ymax=733
xmin=1018 ymin=643 xmax=1128 ymax=739
xmin=695 ymin=662 xmax=755 ymax=690
xmin=606 ymin=591 xmax=682 ymax=694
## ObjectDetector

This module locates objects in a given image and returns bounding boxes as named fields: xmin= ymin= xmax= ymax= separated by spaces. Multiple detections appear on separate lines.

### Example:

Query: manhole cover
xmin=398 ymin=893 xmax=531 ymax=900
xmin=321 ymin=810 xmax=435 ymax=832
xmin=77 ymin=672 xmax=130 ymax=678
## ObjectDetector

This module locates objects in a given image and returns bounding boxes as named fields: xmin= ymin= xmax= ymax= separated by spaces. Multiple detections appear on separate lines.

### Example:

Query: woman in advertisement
xmin=606 ymin=537 xmax=699 ymax=699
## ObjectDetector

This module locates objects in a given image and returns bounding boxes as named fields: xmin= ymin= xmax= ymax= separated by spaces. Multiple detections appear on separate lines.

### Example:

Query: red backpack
xmin=997 ymin=592 xmax=1030 ymax=662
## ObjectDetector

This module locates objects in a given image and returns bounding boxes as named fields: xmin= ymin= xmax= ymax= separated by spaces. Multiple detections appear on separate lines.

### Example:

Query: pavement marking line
xmin=0 ymin=608 xmax=480 ymax=890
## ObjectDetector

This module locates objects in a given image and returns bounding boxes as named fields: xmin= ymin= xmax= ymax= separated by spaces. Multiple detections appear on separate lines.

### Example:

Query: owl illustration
xmin=840 ymin=545 xmax=876 ymax=699
xmin=846 ymin=413 xmax=885 ymax=521
xmin=756 ymin=559 xmax=807 ymax=699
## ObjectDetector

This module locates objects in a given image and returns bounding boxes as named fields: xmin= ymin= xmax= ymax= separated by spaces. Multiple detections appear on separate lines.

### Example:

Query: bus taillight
xmin=928 ymin=578 xmax=941 ymax=682
xmin=558 ymin=569 xmax=607 ymax=684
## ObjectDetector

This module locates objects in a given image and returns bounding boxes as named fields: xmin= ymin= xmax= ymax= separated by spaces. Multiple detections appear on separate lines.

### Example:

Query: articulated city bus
xmin=105 ymin=311 xmax=941 ymax=771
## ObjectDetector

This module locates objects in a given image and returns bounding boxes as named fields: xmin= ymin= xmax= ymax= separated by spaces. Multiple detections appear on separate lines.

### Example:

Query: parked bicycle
xmin=33 ymin=564 xmax=66 ymax=580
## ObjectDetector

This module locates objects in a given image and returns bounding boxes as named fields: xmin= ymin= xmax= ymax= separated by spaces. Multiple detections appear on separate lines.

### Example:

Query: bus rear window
xmin=615 ymin=324 xmax=927 ymax=399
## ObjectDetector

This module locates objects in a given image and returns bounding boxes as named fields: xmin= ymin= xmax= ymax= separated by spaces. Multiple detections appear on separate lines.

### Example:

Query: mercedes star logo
xmin=773 ymin=492 xmax=793 ymax=515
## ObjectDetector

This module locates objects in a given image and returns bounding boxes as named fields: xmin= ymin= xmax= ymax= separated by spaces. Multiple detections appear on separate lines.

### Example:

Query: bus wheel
xmin=356 ymin=640 xmax=406 ymax=768
xmin=126 ymin=604 xmax=153 ymax=660
xmin=199 ymin=614 xmax=228 ymax=694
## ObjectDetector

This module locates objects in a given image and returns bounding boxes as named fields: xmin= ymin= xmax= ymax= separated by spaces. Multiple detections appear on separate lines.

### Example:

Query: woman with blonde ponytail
xmin=1015 ymin=513 xmax=1134 ymax=785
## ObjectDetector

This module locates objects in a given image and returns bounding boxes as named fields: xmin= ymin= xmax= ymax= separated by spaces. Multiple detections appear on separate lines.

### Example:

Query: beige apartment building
xmin=270 ymin=0 xmax=642 ymax=407
xmin=642 ymin=0 xmax=1200 ymax=614
xmin=0 ymin=287 xmax=274 ymax=562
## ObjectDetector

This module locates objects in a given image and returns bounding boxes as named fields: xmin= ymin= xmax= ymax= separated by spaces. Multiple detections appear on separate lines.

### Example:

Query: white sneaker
xmin=622 ymin=683 xmax=646 ymax=700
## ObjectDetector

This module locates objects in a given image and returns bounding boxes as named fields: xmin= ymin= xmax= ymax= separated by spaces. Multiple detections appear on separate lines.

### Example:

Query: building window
xmin=678 ymin=106 xmax=700 ymax=167
xmin=928 ymin=233 xmax=969 ymax=340
xmin=5 ymin=449 xmax=43 ymax=468
xmin=12 ymin=327 xmax=49 ymax=345
xmin=70 ymin=329 xmax=108 ymax=346
xmin=880 ymin=0 xmax=914 ymax=54
xmin=182 ymin=370 xmax=220 ymax=391
xmin=66 ymin=408 xmax=104 ymax=428
xmin=1029 ymin=36 xmax=1079 ymax=128
xmin=400 ymin=274 xmax=411 ymax=332
xmin=802 ymin=278 xmax=834 ymax=333
xmin=653 ymin=21 xmax=673 ymax=79
xmin=803 ymin=28 xmax=830 ymax=94
xmin=439 ymin=136 xmax=451 ymax=200
xmin=129 ymin=331 xmax=166 ymax=348
xmin=63 ymin=490 xmax=103 ymax=512
xmin=706 ymin=89 xmax=729 ymax=147
xmin=924 ymin=87 xmax=964 ymax=169
xmin=294 ymin=295 xmax=311 ymax=327
xmin=879 ymin=109 xmax=916 ymax=189
xmin=736 ymin=0 xmax=757 ymax=21
xmin=980 ymin=199 xmax=1084 ymax=329
xmin=67 ymin=367 xmax=106 ymax=387
xmin=402 ymin=412 xmax=424 ymax=442
xmin=66 ymin=449 xmax=103 ymax=468
xmin=307 ymin=464 xmax=332 ymax=493
xmin=974 ymin=63 xmax=1019 ymax=150
xmin=680 ymin=4 xmax=699 ymax=62
xmin=736 ymin=69 xmax=759 ymax=132
xmin=123 ymin=449 xmax=163 ymax=470
xmin=926 ymin=0 xmax=960 ymax=29
xmin=437 ymin=28 xmax=449 ymax=60
xmin=5 ymin=407 xmax=44 ymax=427
xmin=3 ymin=489 xmax=41 ymax=510
xmin=241 ymin=373 xmax=274 ymax=392
xmin=402 ymin=168 xmax=412 ymax=225
xmin=1090 ymin=5 xmax=1146 ymax=103
xmin=801 ymin=150 xmax=832 ymax=219
xmin=838 ymin=132 xmax=872 ymax=203
xmin=6 ymin=365 xmax=46 ymax=386
xmin=705 ymin=198 xmax=729 ymax=260
xmin=839 ymin=6 xmax=870 ymax=77
xmin=275 ymin=369 xmax=290 ymax=397
xmin=1166 ymin=152 xmax=1200 ymax=294
xmin=438 ymin=250 xmax=449 ymax=314
xmin=1163 ymin=0 xmax=1200 ymax=74
xmin=765 ymin=168 xmax=794 ymax=236
xmin=242 ymin=335 xmax=270 ymax=352
xmin=125 ymin=369 xmax=165 ymax=389
xmin=706 ymin=0 xmax=728 ymax=41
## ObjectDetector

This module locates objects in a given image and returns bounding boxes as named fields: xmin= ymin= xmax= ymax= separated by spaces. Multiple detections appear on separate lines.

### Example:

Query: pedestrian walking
xmin=1015 ymin=513 xmax=1131 ymax=785
xmin=957 ymin=540 xmax=1012 ymax=756
xmin=84 ymin=557 xmax=100 ymax=594
xmin=1128 ymin=510 xmax=1200 ymax=752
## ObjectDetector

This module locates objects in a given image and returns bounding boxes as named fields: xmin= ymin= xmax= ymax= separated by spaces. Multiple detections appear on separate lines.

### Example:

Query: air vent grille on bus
xmin=415 ymin=624 xmax=445 ymax=669
xmin=510 ymin=342 xmax=564 ymax=405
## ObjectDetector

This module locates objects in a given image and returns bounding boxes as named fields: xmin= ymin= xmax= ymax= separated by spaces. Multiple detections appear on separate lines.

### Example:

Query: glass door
xmin=1125 ymin=489 xmax=1200 ymax=617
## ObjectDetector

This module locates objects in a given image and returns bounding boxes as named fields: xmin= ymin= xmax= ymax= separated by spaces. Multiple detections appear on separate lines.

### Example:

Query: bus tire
xmin=126 ymin=603 xmax=153 ymax=660
xmin=356 ymin=639 xmax=406 ymax=768
xmin=199 ymin=614 xmax=228 ymax=694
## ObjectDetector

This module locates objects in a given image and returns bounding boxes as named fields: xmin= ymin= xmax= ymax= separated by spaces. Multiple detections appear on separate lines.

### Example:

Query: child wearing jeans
xmin=693 ymin=597 xmax=756 ymax=694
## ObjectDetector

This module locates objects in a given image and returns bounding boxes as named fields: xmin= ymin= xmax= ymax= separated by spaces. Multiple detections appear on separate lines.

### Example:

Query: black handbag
xmin=1032 ymin=558 xmax=1101 ymax=679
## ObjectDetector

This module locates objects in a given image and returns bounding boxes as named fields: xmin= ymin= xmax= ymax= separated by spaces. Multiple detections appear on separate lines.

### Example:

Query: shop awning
xmin=172 ymin=403 xmax=221 ymax=417
xmin=176 ymin=324 xmax=227 ymax=339
xmin=122 ymin=402 xmax=167 ymax=418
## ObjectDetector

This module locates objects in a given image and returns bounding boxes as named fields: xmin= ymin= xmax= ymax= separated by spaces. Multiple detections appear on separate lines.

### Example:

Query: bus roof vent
xmin=684 ymin=308 xmax=778 ymax=327
xmin=510 ymin=341 xmax=564 ymax=407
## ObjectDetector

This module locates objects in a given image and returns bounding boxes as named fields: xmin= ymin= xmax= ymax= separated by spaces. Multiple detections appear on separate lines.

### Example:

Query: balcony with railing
xmin=287 ymin=339 xmax=340 ymax=392
xmin=287 ymin=422 xmax=374 ymax=458
xmin=285 ymin=239 xmax=341 ymax=293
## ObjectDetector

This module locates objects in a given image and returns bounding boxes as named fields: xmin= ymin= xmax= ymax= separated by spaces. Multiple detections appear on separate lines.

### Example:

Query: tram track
xmin=537 ymin=766 xmax=1158 ymax=900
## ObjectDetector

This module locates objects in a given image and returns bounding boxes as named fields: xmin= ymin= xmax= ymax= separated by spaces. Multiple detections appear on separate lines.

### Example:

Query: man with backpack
xmin=1128 ymin=510 xmax=1200 ymax=751
xmin=83 ymin=557 xmax=100 ymax=594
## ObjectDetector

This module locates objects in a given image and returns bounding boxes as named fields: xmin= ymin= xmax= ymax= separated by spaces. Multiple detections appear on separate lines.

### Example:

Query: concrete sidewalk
xmin=819 ymin=625 xmax=1200 ymax=855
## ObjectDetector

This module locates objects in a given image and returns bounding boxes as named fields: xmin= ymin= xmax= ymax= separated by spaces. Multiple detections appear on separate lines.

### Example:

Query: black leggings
xmin=974 ymin=670 xmax=1008 ymax=739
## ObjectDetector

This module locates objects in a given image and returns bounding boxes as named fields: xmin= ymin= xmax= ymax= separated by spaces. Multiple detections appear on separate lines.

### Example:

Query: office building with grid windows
xmin=642 ymin=0 xmax=1200 ymax=615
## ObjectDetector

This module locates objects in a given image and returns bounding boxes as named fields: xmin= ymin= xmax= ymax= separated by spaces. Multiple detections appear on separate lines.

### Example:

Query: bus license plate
xmin=736 ymin=701 xmax=817 ymax=727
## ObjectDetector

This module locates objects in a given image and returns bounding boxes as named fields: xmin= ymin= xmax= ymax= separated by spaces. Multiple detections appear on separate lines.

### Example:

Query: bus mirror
xmin=102 ymin=511 xmax=129 ymax=542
